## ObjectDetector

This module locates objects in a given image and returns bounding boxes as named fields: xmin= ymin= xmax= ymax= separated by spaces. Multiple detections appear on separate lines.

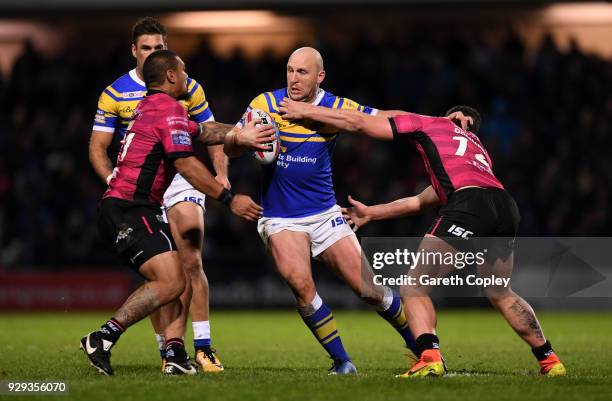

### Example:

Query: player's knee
xmin=181 ymin=254 xmax=203 ymax=276
xmin=179 ymin=227 xmax=203 ymax=249
xmin=167 ymin=275 xmax=186 ymax=300
xmin=159 ymin=268 xmax=186 ymax=300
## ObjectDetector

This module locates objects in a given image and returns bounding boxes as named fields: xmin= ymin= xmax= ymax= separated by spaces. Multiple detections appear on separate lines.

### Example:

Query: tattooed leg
xmin=490 ymin=292 xmax=546 ymax=347
xmin=114 ymin=251 xmax=186 ymax=331
xmin=482 ymin=255 xmax=547 ymax=348
xmin=114 ymin=284 xmax=162 ymax=328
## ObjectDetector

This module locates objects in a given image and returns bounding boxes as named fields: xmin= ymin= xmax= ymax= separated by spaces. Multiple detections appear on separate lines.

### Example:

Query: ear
xmin=166 ymin=69 xmax=176 ymax=84
xmin=131 ymin=43 xmax=137 ymax=59
xmin=317 ymin=69 xmax=326 ymax=85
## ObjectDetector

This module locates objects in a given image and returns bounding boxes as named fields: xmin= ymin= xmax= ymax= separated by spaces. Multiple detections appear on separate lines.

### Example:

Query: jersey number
xmin=452 ymin=136 xmax=490 ymax=168
xmin=119 ymin=132 xmax=135 ymax=162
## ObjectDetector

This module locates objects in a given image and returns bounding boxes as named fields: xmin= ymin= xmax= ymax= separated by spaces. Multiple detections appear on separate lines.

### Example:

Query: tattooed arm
xmin=194 ymin=121 xmax=235 ymax=146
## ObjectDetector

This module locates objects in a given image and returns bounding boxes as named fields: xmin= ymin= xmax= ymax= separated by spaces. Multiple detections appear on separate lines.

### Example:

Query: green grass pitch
xmin=1 ymin=310 xmax=610 ymax=401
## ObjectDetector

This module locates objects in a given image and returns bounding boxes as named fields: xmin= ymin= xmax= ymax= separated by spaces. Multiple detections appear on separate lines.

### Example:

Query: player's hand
xmin=230 ymin=194 xmax=263 ymax=221
xmin=341 ymin=195 xmax=372 ymax=232
xmin=236 ymin=119 xmax=277 ymax=151
xmin=215 ymin=175 xmax=231 ymax=190
xmin=278 ymin=97 xmax=310 ymax=120
xmin=446 ymin=111 xmax=473 ymax=131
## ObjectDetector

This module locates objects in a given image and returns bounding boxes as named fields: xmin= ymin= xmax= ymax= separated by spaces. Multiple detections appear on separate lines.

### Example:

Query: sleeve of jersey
xmin=187 ymin=80 xmax=215 ymax=123
xmin=234 ymin=93 xmax=269 ymax=129
xmin=162 ymin=104 xmax=195 ymax=160
xmin=389 ymin=113 xmax=427 ymax=140
xmin=92 ymin=88 xmax=120 ymax=132
xmin=337 ymin=97 xmax=378 ymax=115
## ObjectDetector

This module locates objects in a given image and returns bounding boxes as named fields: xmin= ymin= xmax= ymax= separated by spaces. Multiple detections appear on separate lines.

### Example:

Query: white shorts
xmin=162 ymin=173 xmax=206 ymax=212
xmin=257 ymin=205 xmax=355 ymax=258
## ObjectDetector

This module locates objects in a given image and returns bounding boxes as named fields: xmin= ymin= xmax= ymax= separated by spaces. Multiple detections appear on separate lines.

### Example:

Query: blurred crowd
xmin=0 ymin=26 xmax=610 ymax=273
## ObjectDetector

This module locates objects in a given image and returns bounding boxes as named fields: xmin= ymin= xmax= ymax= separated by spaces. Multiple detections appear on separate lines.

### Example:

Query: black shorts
xmin=98 ymin=197 xmax=176 ymax=271
xmin=427 ymin=188 xmax=520 ymax=260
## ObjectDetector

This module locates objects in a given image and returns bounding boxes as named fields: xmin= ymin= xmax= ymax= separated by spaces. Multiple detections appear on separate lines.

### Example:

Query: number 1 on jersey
xmin=119 ymin=132 xmax=135 ymax=162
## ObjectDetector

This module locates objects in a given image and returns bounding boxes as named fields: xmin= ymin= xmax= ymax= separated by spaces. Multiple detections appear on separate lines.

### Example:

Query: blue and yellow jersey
xmin=239 ymin=88 xmax=377 ymax=218
xmin=92 ymin=68 xmax=214 ymax=137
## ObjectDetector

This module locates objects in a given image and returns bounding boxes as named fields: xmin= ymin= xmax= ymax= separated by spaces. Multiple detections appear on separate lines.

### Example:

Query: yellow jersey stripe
xmin=267 ymin=92 xmax=279 ymax=111
xmin=191 ymin=101 xmax=210 ymax=114
xmin=107 ymin=86 xmax=121 ymax=98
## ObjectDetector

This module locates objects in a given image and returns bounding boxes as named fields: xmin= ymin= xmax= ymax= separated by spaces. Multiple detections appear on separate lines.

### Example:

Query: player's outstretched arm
xmin=279 ymin=98 xmax=394 ymax=140
xmin=174 ymin=156 xmax=263 ymax=221
xmin=89 ymin=130 xmax=115 ymax=184
xmin=342 ymin=186 xmax=441 ymax=231
xmin=195 ymin=122 xmax=235 ymax=145
xmin=223 ymin=119 xmax=277 ymax=157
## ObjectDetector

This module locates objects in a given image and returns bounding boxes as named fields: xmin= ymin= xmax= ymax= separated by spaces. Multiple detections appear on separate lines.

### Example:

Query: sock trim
xmin=109 ymin=318 xmax=125 ymax=332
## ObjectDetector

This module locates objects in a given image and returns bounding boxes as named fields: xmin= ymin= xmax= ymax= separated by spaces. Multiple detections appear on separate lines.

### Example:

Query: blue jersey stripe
xmin=263 ymin=92 xmax=277 ymax=113
xmin=103 ymin=89 xmax=121 ymax=102
xmin=189 ymin=81 xmax=199 ymax=97
xmin=191 ymin=107 xmax=214 ymax=123
xmin=337 ymin=97 xmax=345 ymax=109
xmin=190 ymin=101 xmax=208 ymax=114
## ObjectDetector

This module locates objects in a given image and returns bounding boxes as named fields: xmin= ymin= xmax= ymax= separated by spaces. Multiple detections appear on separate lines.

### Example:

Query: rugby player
xmin=89 ymin=17 xmax=226 ymax=372
xmin=81 ymin=50 xmax=273 ymax=376
xmin=278 ymin=100 xmax=567 ymax=377
xmin=227 ymin=47 xmax=422 ymax=374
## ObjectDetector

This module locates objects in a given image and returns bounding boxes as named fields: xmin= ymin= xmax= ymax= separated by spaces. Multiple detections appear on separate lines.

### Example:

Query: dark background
xmin=0 ymin=1 xmax=610 ymax=307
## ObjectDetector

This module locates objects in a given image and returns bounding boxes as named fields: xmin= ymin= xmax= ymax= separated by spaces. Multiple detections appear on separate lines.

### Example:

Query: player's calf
xmin=298 ymin=293 xmax=353 ymax=370
xmin=487 ymin=291 xmax=566 ymax=376
xmin=375 ymin=287 xmax=417 ymax=354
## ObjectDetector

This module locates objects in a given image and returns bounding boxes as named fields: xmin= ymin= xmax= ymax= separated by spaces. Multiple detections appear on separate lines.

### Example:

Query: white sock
xmin=376 ymin=286 xmax=394 ymax=312
xmin=193 ymin=321 xmax=211 ymax=340
xmin=155 ymin=333 xmax=166 ymax=351
xmin=298 ymin=292 xmax=324 ymax=317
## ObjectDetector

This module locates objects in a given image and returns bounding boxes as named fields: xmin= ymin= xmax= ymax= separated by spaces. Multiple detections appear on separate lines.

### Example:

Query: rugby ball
xmin=243 ymin=108 xmax=281 ymax=165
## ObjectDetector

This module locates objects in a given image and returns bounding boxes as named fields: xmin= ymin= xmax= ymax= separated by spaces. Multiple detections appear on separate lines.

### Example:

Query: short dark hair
xmin=143 ymin=50 xmax=179 ymax=89
xmin=132 ymin=17 xmax=167 ymax=45
xmin=445 ymin=105 xmax=482 ymax=134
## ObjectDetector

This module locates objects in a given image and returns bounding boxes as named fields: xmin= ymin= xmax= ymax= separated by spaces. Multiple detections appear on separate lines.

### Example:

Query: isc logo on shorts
xmin=183 ymin=196 xmax=204 ymax=205
xmin=330 ymin=216 xmax=346 ymax=228
xmin=448 ymin=224 xmax=473 ymax=238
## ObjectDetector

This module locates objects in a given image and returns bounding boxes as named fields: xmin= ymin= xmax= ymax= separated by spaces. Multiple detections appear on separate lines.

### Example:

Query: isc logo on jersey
xmin=242 ymin=109 xmax=281 ymax=165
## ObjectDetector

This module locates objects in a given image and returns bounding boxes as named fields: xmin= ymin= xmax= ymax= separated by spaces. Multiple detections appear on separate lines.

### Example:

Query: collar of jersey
xmin=285 ymin=87 xmax=325 ymax=106
xmin=129 ymin=68 xmax=146 ymax=87
xmin=146 ymin=89 xmax=166 ymax=97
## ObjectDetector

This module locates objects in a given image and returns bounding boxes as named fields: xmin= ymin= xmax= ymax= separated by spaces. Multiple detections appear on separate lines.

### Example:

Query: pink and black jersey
xmin=104 ymin=91 xmax=199 ymax=205
xmin=390 ymin=113 xmax=504 ymax=204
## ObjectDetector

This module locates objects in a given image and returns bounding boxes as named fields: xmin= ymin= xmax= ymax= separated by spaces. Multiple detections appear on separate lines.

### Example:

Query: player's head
xmin=143 ymin=50 xmax=188 ymax=99
xmin=286 ymin=47 xmax=325 ymax=103
xmin=132 ymin=17 xmax=168 ymax=74
xmin=445 ymin=105 xmax=482 ymax=134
